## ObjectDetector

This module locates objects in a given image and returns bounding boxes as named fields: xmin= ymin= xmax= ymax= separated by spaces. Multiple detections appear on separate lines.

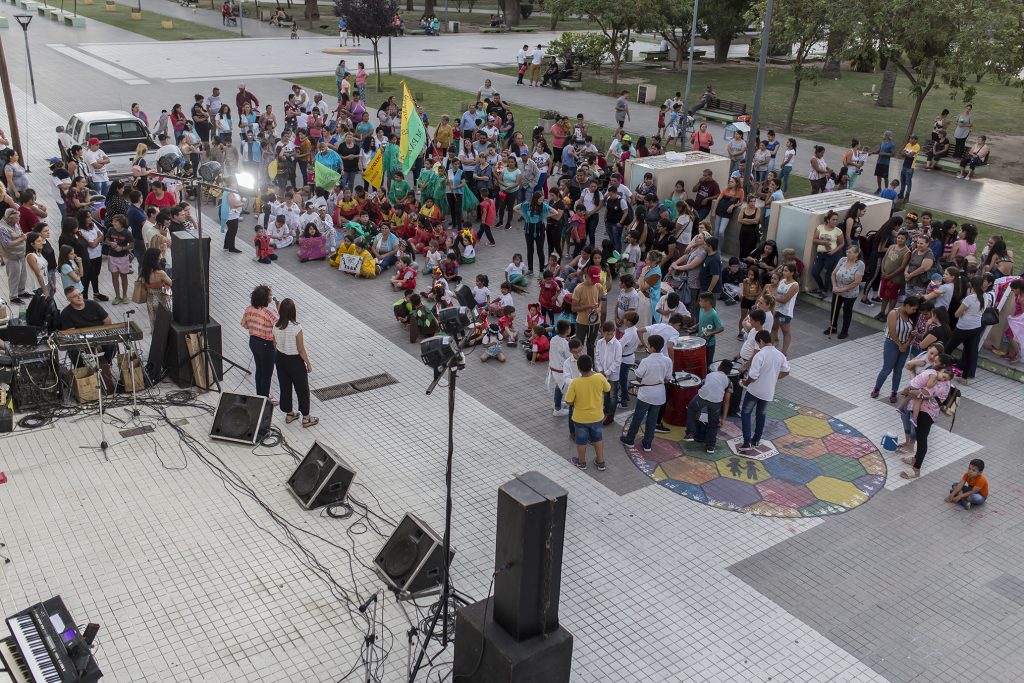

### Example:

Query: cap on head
xmin=87 ymin=137 xmax=101 ymax=146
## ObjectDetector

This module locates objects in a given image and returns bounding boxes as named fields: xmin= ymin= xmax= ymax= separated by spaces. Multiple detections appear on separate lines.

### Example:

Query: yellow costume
xmin=328 ymin=242 xmax=356 ymax=268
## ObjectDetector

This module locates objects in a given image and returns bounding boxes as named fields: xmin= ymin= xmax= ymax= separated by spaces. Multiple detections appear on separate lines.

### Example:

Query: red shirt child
xmin=538 ymin=275 xmax=561 ymax=312
xmin=479 ymin=196 xmax=496 ymax=229
xmin=395 ymin=263 xmax=417 ymax=290
xmin=529 ymin=329 xmax=550 ymax=363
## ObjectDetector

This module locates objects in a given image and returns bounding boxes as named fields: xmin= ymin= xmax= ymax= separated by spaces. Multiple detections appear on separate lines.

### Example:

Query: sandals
xmin=302 ymin=416 xmax=319 ymax=428
xmin=899 ymin=470 xmax=920 ymax=479
xmin=285 ymin=412 xmax=300 ymax=424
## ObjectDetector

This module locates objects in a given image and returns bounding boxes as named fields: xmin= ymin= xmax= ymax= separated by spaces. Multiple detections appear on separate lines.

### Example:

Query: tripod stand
xmin=152 ymin=169 xmax=249 ymax=392
xmin=408 ymin=344 xmax=473 ymax=682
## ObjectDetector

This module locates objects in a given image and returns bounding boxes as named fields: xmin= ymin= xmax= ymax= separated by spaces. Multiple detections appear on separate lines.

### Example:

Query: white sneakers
xmin=552 ymin=407 xmax=570 ymax=417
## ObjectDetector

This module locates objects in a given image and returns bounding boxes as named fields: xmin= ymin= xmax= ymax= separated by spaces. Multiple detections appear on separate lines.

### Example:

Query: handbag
xmin=981 ymin=305 xmax=999 ymax=326
xmin=131 ymin=278 xmax=148 ymax=305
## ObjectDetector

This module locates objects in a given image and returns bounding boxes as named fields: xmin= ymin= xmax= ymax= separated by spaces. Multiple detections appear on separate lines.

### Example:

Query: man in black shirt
xmin=486 ymin=94 xmax=508 ymax=123
xmin=603 ymin=186 xmax=629 ymax=252
xmin=61 ymin=286 xmax=116 ymax=366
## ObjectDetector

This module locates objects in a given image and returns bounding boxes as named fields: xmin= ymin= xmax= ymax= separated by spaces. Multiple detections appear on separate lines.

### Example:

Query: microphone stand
xmin=150 ymin=169 xmax=250 ymax=392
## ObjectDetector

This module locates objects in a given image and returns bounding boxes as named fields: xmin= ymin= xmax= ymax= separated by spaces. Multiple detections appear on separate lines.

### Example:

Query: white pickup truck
xmin=56 ymin=110 xmax=158 ymax=179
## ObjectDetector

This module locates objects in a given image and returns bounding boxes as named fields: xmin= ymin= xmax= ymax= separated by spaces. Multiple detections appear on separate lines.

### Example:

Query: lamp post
xmin=0 ymin=27 xmax=26 ymax=164
xmin=13 ymin=15 xmax=37 ymax=105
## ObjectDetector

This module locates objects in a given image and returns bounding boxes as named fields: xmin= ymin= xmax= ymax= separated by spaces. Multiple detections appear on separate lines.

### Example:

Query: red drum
xmin=663 ymin=336 xmax=707 ymax=426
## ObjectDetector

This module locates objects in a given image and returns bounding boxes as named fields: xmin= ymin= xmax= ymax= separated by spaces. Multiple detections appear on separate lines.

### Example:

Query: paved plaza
xmin=1 ymin=9 xmax=1023 ymax=682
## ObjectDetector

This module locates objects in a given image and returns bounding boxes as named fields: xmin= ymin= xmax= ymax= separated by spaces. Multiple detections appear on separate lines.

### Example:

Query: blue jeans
xmin=951 ymin=483 xmax=986 ymax=507
xmin=899 ymin=167 xmax=914 ymax=200
xmin=574 ymin=420 xmax=603 ymax=445
xmin=622 ymin=399 xmax=662 ymax=449
xmin=686 ymin=395 xmax=722 ymax=449
xmin=249 ymin=336 xmax=276 ymax=397
xmin=899 ymin=404 xmax=917 ymax=442
xmin=377 ymin=253 xmax=397 ymax=270
xmin=605 ymin=220 xmax=623 ymax=253
xmin=91 ymin=180 xmax=110 ymax=197
xmin=874 ymin=338 xmax=909 ymax=394
xmin=811 ymin=251 xmax=839 ymax=292
xmin=779 ymin=165 xmax=792 ymax=192
xmin=341 ymin=169 xmax=357 ymax=190
xmin=554 ymin=383 xmax=564 ymax=410
xmin=567 ymin=404 xmax=575 ymax=437
xmin=740 ymin=392 xmax=768 ymax=446
xmin=617 ymin=362 xmax=633 ymax=404
xmin=715 ymin=215 xmax=730 ymax=245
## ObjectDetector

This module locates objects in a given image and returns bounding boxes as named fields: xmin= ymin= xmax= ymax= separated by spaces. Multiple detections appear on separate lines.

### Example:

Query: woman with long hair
xmin=104 ymin=180 xmax=130 ymax=228
xmin=945 ymin=276 xmax=986 ymax=381
xmin=170 ymin=103 xmax=187 ymax=141
xmin=25 ymin=232 xmax=49 ymax=298
xmin=825 ymin=246 xmax=865 ymax=339
xmin=273 ymin=298 xmax=318 ymax=427
xmin=138 ymin=247 xmax=172 ymax=326
xmin=872 ymin=296 xmax=921 ymax=402
xmin=241 ymin=285 xmax=279 ymax=400
xmin=861 ymin=215 xmax=902 ymax=305
xmin=774 ymin=263 xmax=799 ymax=355
xmin=983 ymin=238 xmax=1014 ymax=277
xmin=130 ymin=142 xmax=152 ymax=197
xmin=512 ymin=191 xmax=563 ymax=273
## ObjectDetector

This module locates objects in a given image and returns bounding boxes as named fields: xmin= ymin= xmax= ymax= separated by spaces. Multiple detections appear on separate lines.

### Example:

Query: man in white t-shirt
xmin=83 ymin=138 xmax=111 ymax=196
xmin=206 ymin=87 xmax=222 ymax=115
xmin=516 ymin=44 xmax=529 ymax=85
xmin=529 ymin=44 xmax=544 ymax=86
xmin=739 ymin=331 xmax=790 ymax=450
xmin=685 ymin=359 xmax=733 ymax=454
xmin=639 ymin=314 xmax=686 ymax=356
xmin=223 ymin=190 xmax=244 ymax=253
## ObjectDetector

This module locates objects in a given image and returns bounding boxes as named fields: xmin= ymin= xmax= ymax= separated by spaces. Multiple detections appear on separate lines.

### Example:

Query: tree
xmin=653 ymin=0 xmax=695 ymax=72
xmin=756 ymin=0 xmax=832 ymax=133
xmin=857 ymin=0 xmax=1022 ymax=140
xmin=699 ymin=0 xmax=750 ymax=64
xmin=547 ymin=0 xmax=659 ymax=93
xmin=305 ymin=0 xmax=320 ymax=26
xmin=338 ymin=0 xmax=399 ymax=93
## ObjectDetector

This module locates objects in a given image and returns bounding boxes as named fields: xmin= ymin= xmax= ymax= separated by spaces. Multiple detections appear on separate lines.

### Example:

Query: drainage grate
xmin=313 ymin=373 xmax=399 ymax=401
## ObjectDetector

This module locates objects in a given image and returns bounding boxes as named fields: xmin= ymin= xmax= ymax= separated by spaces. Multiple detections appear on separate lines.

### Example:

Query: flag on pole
xmin=314 ymin=160 xmax=341 ymax=191
xmin=363 ymin=147 xmax=384 ymax=189
xmin=399 ymin=82 xmax=426 ymax=174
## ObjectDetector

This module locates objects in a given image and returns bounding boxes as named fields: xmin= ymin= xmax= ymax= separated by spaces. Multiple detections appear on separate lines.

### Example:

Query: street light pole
xmin=681 ymin=0 xmax=699 ymax=127
xmin=13 ymin=15 xmax=37 ymax=105
xmin=0 ymin=29 xmax=26 ymax=164
xmin=742 ymin=0 xmax=773 ymax=193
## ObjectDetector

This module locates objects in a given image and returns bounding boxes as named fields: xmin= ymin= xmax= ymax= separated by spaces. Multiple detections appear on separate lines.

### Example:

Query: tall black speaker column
xmin=453 ymin=472 xmax=573 ymax=682
xmin=170 ymin=231 xmax=211 ymax=325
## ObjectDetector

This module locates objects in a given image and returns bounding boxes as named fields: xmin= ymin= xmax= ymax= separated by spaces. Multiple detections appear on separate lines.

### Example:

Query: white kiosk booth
xmin=766 ymin=190 xmax=892 ymax=289
xmin=625 ymin=151 xmax=731 ymax=199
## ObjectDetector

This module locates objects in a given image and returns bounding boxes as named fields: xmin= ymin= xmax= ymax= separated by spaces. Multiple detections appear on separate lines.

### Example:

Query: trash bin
xmin=448 ymin=20 xmax=460 ymax=33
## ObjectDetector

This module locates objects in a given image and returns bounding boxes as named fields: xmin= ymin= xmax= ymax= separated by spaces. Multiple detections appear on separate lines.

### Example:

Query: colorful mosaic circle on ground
xmin=623 ymin=400 xmax=887 ymax=517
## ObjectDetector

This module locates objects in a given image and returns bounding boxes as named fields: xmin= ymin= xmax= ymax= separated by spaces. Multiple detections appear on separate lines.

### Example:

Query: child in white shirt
xmin=472 ymin=274 xmax=491 ymax=309
xmin=618 ymin=310 xmax=641 ymax=407
xmin=615 ymin=273 xmax=641 ymax=327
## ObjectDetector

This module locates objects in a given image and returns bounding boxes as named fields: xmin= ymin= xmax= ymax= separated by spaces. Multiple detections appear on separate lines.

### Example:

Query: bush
xmin=521 ymin=3 xmax=533 ymax=19
xmin=849 ymin=45 xmax=878 ymax=73
xmin=546 ymin=32 xmax=610 ymax=69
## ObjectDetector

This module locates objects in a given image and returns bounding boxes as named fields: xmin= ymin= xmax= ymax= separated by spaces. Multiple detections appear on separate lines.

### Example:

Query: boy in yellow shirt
xmin=565 ymin=354 xmax=611 ymax=471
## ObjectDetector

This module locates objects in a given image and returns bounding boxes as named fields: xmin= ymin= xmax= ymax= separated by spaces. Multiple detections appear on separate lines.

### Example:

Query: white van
xmin=56 ymin=111 xmax=158 ymax=178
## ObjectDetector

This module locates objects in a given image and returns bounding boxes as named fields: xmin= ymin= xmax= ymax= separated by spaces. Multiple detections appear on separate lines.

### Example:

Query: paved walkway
xmin=416 ymin=67 xmax=1023 ymax=229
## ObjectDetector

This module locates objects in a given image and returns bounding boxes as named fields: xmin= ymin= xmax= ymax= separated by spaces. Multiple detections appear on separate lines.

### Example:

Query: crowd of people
xmin=0 ymin=63 xmax=1016 ymax=500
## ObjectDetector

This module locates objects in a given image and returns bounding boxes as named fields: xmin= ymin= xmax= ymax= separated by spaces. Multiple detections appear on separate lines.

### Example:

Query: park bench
xmin=18 ymin=0 xmax=39 ymax=10
xmin=560 ymin=79 xmax=583 ymax=90
xmin=700 ymin=98 xmax=747 ymax=123
xmin=480 ymin=27 xmax=503 ymax=33
xmin=406 ymin=27 xmax=428 ymax=35
xmin=62 ymin=11 xmax=85 ymax=26
xmin=510 ymin=26 xmax=535 ymax=33
xmin=639 ymin=50 xmax=669 ymax=62
xmin=915 ymin=152 xmax=988 ymax=176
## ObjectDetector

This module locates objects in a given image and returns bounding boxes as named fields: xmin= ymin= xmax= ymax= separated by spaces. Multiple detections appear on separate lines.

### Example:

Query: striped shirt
xmin=886 ymin=311 xmax=914 ymax=344
xmin=241 ymin=305 xmax=278 ymax=341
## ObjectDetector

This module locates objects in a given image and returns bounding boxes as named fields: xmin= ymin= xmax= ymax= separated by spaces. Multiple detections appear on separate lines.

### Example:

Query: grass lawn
xmin=294 ymin=72 xmax=618 ymax=148
xmin=63 ymin=1 xmax=238 ymax=40
xmin=489 ymin=62 xmax=1024 ymax=149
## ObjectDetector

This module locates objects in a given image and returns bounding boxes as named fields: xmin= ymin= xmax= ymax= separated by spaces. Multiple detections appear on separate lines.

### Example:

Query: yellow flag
xmin=399 ymin=82 xmax=426 ymax=174
xmin=363 ymin=146 xmax=384 ymax=189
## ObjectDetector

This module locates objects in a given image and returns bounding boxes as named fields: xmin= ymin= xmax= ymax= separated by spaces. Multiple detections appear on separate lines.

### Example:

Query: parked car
xmin=56 ymin=111 xmax=157 ymax=179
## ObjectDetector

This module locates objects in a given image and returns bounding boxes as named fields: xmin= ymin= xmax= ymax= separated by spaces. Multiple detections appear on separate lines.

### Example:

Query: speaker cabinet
xmin=453 ymin=597 xmax=574 ymax=683
xmin=170 ymin=231 xmax=211 ymax=326
xmin=165 ymin=319 xmax=223 ymax=388
xmin=287 ymin=441 xmax=356 ymax=510
xmin=493 ymin=471 xmax=568 ymax=641
xmin=374 ymin=514 xmax=453 ymax=597
xmin=210 ymin=392 xmax=272 ymax=445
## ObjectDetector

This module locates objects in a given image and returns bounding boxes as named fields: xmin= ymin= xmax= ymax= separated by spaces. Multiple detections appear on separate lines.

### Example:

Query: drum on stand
xmin=710 ymin=359 xmax=743 ymax=416
xmin=663 ymin=336 xmax=707 ymax=426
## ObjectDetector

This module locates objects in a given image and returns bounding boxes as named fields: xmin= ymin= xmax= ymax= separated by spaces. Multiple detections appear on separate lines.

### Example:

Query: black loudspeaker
xmin=374 ymin=514 xmax=453 ymax=597
xmin=210 ymin=392 xmax=272 ymax=444
xmin=453 ymin=597 xmax=574 ymax=683
xmin=165 ymin=319 xmax=223 ymax=388
xmin=170 ymin=231 xmax=211 ymax=325
xmin=287 ymin=442 xmax=356 ymax=510
xmin=493 ymin=472 xmax=568 ymax=641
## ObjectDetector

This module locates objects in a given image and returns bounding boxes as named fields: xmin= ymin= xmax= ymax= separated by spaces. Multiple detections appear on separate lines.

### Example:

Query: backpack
xmin=26 ymin=292 xmax=59 ymax=333
xmin=940 ymin=385 xmax=962 ymax=430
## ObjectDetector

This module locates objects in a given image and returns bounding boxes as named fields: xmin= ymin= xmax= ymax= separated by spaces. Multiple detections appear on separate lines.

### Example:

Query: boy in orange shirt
xmin=946 ymin=458 xmax=988 ymax=509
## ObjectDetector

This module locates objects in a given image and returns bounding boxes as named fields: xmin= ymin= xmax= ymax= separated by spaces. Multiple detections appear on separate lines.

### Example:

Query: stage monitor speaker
xmin=374 ymin=514 xmax=453 ymax=597
xmin=165 ymin=319 xmax=223 ymax=388
xmin=210 ymin=392 xmax=272 ymax=445
xmin=287 ymin=441 xmax=356 ymax=510
xmin=171 ymin=231 xmax=211 ymax=326
xmin=453 ymin=597 xmax=574 ymax=683
xmin=493 ymin=471 xmax=568 ymax=641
